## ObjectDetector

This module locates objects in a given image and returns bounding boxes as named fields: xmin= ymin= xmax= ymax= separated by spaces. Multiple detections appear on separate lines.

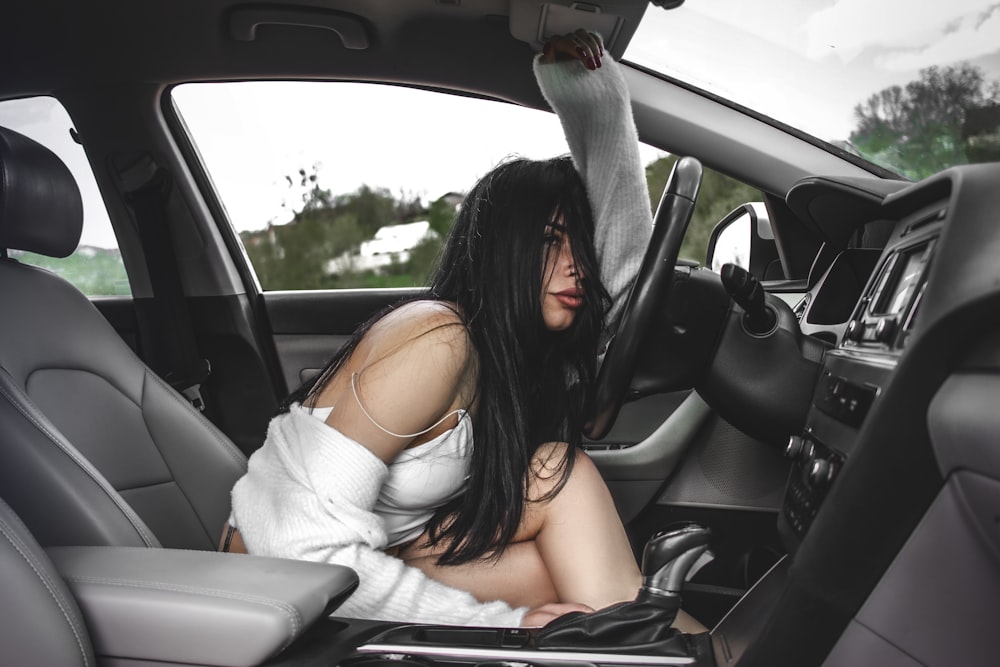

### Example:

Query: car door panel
xmin=264 ymin=288 xmax=423 ymax=394
xmin=591 ymin=390 xmax=711 ymax=522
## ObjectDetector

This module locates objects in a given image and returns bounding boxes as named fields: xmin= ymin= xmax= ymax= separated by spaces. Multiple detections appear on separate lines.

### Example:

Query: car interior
xmin=1 ymin=1 xmax=999 ymax=666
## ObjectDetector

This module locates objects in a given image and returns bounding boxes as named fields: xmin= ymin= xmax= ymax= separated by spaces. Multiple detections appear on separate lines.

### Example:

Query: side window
xmin=171 ymin=82 xmax=758 ymax=289
xmin=0 ymin=97 xmax=131 ymax=296
xmin=172 ymin=81 xmax=671 ymax=290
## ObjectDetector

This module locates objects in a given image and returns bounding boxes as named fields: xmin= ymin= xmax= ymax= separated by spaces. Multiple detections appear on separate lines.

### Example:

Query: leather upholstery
xmin=0 ymin=497 xmax=95 ymax=667
xmin=0 ymin=125 xmax=247 ymax=550
xmin=0 ymin=126 xmax=83 ymax=257
xmin=49 ymin=546 xmax=359 ymax=667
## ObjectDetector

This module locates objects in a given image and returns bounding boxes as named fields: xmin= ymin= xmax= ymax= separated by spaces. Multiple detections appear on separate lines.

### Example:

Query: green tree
xmin=645 ymin=156 xmax=761 ymax=264
xmin=246 ymin=153 xmax=767 ymax=291
xmin=287 ymin=165 xmax=334 ymax=212
xmin=426 ymin=195 xmax=458 ymax=238
xmin=407 ymin=235 xmax=445 ymax=284
xmin=850 ymin=63 xmax=1000 ymax=179
xmin=333 ymin=184 xmax=398 ymax=238
xmin=10 ymin=248 xmax=131 ymax=296
xmin=246 ymin=168 xmax=410 ymax=289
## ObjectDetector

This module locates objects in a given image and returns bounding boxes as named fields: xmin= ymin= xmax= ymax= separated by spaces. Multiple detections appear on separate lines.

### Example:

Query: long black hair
xmin=283 ymin=155 xmax=610 ymax=565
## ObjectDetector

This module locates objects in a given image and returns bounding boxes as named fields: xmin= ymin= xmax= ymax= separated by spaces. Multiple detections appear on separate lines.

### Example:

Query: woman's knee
xmin=528 ymin=441 xmax=598 ymax=501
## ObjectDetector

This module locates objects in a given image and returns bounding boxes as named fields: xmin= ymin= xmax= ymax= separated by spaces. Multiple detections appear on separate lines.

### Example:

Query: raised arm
xmin=533 ymin=32 xmax=653 ymax=351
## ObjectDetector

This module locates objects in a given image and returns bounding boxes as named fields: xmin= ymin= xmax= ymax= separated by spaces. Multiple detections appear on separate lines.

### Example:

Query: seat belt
xmin=118 ymin=154 xmax=210 ymax=411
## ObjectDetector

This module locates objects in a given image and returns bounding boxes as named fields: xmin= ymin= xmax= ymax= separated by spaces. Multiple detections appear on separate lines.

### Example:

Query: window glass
xmin=172 ymin=81 xmax=757 ymax=289
xmin=0 ymin=97 xmax=131 ymax=296
xmin=627 ymin=1 xmax=1000 ymax=180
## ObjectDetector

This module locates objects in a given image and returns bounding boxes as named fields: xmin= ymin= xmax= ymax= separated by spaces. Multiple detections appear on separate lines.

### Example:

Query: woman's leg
xmin=400 ymin=442 xmax=641 ymax=610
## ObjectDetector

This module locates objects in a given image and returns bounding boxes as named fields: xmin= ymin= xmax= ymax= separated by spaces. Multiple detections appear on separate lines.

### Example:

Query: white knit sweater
xmin=230 ymin=55 xmax=652 ymax=627
xmin=533 ymin=55 xmax=653 ymax=348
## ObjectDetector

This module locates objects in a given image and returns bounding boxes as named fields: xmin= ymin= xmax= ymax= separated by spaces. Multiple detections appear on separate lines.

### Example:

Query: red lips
xmin=552 ymin=288 xmax=584 ymax=309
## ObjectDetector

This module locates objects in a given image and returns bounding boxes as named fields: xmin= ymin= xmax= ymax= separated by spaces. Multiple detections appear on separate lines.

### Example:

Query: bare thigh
xmin=399 ymin=442 xmax=641 ymax=610
xmin=402 ymin=539 xmax=559 ymax=609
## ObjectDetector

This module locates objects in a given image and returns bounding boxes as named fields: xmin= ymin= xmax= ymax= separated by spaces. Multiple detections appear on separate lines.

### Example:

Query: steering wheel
xmin=585 ymin=156 xmax=703 ymax=440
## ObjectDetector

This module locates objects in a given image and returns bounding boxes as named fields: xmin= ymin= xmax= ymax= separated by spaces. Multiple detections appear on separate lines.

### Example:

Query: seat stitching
xmin=25 ymin=366 xmax=143 ymax=410
xmin=0 ymin=514 xmax=92 ymax=667
xmin=116 ymin=478 xmax=180 ymax=494
xmin=139 ymin=373 xmax=229 ymax=545
xmin=64 ymin=574 xmax=303 ymax=648
xmin=143 ymin=369 xmax=247 ymax=470
xmin=0 ymin=377 xmax=159 ymax=548
xmin=139 ymin=370 xmax=247 ymax=545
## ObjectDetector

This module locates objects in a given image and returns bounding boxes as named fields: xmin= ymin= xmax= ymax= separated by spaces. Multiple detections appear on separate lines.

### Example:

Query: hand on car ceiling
xmin=540 ymin=29 xmax=603 ymax=70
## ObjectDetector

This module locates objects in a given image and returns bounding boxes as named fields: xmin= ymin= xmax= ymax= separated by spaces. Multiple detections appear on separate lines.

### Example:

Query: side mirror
xmin=706 ymin=202 xmax=780 ymax=279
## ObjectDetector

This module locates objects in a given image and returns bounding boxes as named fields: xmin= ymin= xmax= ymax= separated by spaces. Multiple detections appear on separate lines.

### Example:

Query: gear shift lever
xmin=641 ymin=522 xmax=712 ymax=600
xmin=535 ymin=522 xmax=712 ymax=653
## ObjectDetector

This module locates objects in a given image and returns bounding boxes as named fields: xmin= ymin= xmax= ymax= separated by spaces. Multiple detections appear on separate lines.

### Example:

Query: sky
xmin=1 ymin=0 xmax=998 ymax=249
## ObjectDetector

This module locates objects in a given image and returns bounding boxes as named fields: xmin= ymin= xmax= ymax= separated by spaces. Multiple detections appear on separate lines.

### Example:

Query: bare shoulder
xmin=372 ymin=299 xmax=468 ymax=344
xmin=389 ymin=299 xmax=466 ymax=331
xmin=363 ymin=299 xmax=473 ymax=374
xmin=323 ymin=300 xmax=476 ymax=460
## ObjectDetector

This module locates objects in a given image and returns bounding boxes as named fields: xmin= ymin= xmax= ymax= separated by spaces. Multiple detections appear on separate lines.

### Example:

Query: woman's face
xmin=540 ymin=217 xmax=584 ymax=331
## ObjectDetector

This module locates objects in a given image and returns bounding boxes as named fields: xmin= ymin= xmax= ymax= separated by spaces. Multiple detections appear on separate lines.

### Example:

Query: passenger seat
xmin=0 ymin=125 xmax=247 ymax=550
xmin=0 ymin=495 xmax=95 ymax=666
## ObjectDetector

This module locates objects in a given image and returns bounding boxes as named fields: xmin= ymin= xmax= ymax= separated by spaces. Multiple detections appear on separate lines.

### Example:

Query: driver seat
xmin=0 ymin=125 xmax=247 ymax=550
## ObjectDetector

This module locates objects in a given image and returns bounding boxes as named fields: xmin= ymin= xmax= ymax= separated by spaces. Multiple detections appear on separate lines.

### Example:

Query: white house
xmin=327 ymin=220 xmax=436 ymax=274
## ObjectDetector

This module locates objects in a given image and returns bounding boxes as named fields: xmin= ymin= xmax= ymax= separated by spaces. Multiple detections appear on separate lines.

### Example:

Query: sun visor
xmin=509 ymin=0 xmax=650 ymax=59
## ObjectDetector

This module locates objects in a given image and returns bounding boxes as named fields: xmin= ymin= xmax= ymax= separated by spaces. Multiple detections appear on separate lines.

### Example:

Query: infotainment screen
xmin=871 ymin=243 xmax=930 ymax=316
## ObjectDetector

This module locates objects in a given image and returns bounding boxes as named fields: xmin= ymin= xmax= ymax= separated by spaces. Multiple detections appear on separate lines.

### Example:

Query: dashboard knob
xmin=785 ymin=435 xmax=805 ymax=459
xmin=845 ymin=319 xmax=863 ymax=342
xmin=808 ymin=458 xmax=834 ymax=487
xmin=786 ymin=435 xmax=812 ymax=460
xmin=874 ymin=317 xmax=897 ymax=343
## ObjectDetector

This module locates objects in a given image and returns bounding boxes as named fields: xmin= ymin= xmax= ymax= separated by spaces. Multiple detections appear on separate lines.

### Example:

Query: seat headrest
xmin=0 ymin=126 xmax=84 ymax=258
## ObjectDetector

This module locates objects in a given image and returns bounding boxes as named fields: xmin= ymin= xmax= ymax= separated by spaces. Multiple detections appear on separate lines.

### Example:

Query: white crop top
xmin=308 ymin=405 xmax=473 ymax=547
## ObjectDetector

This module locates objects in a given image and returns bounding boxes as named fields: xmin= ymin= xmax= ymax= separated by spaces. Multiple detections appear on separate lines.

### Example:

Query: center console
xmin=778 ymin=202 xmax=941 ymax=550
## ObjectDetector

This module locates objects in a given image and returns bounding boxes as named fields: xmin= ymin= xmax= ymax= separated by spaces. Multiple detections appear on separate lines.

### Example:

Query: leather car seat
xmin=0 ymin=495 xmax=95 ymax=666
xmin=0 ymin=126 xmax=247 ymax=551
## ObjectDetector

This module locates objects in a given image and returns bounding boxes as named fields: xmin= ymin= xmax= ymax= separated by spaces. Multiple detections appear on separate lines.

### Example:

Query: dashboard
xmin=778 ymin=175 xmax=956 ymax=549
xmin=708 ymin=162 xmax=1000 ymax=666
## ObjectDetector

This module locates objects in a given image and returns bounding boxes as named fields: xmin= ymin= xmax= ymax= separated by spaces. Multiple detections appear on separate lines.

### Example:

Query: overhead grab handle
xmin=229 ymin=6 xmax=370 ymax=50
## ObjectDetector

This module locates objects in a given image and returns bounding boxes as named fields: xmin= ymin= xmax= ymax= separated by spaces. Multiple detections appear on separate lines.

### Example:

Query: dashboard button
xmin=785 ymin=435 xmax=805 ymax=459
xmin=845 ymin=319 xmax=863 ymax=342
xmin=809 ymin=458 xmax=834 ymax=487
xmin=874 ymin=317 xmax=897 ymax=343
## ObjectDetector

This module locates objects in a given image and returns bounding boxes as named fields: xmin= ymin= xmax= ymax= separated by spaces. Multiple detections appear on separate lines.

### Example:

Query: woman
xmin=229 ymin=31 xmax=655 ymax=628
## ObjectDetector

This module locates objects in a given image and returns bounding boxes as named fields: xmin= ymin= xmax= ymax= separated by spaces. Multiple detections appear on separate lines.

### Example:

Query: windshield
xmin=626 ymin=1 xmax=1000 ymax=180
